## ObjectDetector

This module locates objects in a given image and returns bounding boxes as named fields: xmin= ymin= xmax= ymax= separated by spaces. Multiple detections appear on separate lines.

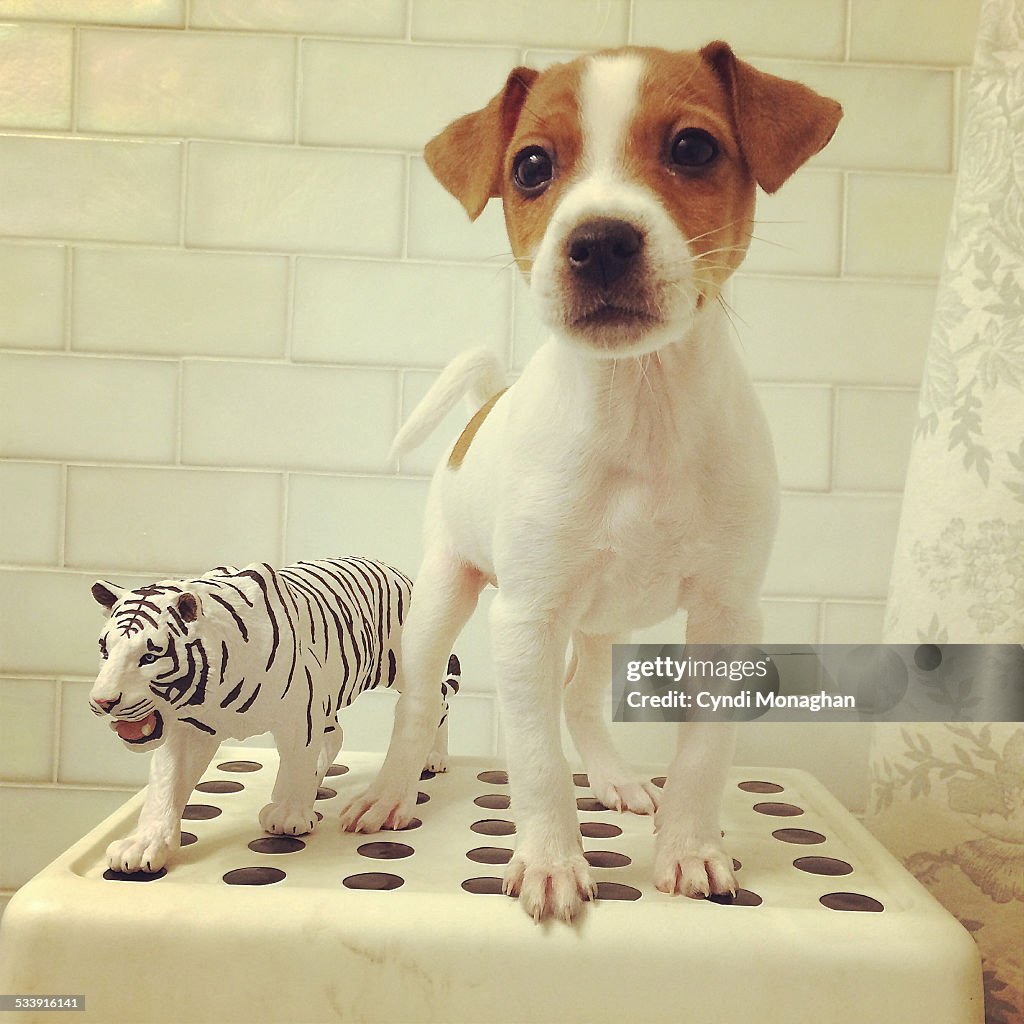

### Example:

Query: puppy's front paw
xmin=503 ymin=851 xmax=597 ymax=923
xmin=653 ymin=832 xmax=737 ymax=898
xmin=424 ymin=748 xmax=448 ymax=773
xmin=259 ymin=802 xmax=317 ymax=837
xmin=106 ymin=830 xmax=175 ymax=875
xmin=339 ymin=784 xmax=417 ymax=833
xmin=587 ymin=772 xmax=660 ymax=816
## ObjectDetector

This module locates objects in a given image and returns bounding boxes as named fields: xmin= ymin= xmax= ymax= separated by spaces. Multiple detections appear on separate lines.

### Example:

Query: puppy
xmin=341 ymin=42 xmax=842 ymax=922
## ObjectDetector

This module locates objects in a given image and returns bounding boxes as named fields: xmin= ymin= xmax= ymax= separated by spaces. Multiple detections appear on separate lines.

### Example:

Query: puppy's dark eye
xmin=670 ymin=128 xmax=719 ymax=169
xmin=139 ymin=652 xmax=158 ymax=666
xmin=512 ymin=146 xmax=554 ymax=194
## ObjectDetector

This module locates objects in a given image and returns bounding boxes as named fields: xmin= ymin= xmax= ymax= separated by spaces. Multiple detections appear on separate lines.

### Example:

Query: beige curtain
xmin=867 ymin=2 xmax=1024 ymax=1021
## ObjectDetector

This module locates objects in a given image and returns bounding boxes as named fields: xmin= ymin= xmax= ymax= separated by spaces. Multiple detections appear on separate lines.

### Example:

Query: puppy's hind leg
xmin=340 ymin=549 xmax=483 ymax=832
xmin=564 ymin=631 xmax=660 ymax=815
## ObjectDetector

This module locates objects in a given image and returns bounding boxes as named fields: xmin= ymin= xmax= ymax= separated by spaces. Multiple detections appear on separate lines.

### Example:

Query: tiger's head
xmin=90 ymin=580 xmax=203 ymax=753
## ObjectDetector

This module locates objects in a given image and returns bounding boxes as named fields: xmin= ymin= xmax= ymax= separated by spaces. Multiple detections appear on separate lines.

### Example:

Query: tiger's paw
xmin=259 ymin=801 xmax=317 ymax=837
xmin=106 ymin=830 xmax=175 ymax=875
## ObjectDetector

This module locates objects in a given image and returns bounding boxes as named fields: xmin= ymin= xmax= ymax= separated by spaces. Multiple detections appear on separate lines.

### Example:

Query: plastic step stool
xmin=0 ymin=748 xmax=984 ymax=1023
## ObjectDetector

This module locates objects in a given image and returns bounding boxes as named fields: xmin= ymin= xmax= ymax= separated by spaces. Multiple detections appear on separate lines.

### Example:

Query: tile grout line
xmin=51 ymin=679 xmax=63 ymax=784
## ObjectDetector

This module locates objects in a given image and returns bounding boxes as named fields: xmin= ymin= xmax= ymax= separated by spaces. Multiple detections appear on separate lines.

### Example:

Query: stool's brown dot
xmin=753 ymin=801 xmax=803 ymax=817
xmin=217 ymin=760 xmax=262 ymax=773
xmin=573 ymin=773 xmax=589 ymax=787
xmin=325 ymin=763 xmax=349 ymax=777
xmin=315 ymin=811 xmax=323 ymax=822
xmin=416 ymin=791 xmax=430 ymax=805
xmin=471 ymin=818 xmax=516 ymax=836
xmin=315 ymin=787 xmax=336 ymax=801
xmin=580 ymin=821 xmax=623 ymax=839
xmin=651 ymin=776 xmax=666 ymax=789
xmin=710 ymin=888 xmax=762 ymax=907
xmin=384 ymin=817 xmax=422 ymax=831
xmin=103 ymin=867 xmax=166 ymax=882
xmin=420 ymin=769 xmax=435 ymax=781
xmin=585 ymin=850 xmax=631 ymax=868
xmin=182 ymin=803 xmax=221 ymax=820
xmin=738 ymin=780 xmax=785 ymax=794
xmin=576 ymin=797 xmax=610 ymax=812
xmin=223 ymin=867 xmax=286 ymax=886
xmin=595 ymin=882 xmax=641 ymax=902
xmin=772 ymin=827 xmax=826 ymax=845
xmin=732 ymin=858 xmax=742 ymax=871
xmin=474 ymin=793 xmax=511 ymax=810
xmin=462 ymin=876 xmax=504 ymax=895
xmin=180 ymin=831 xmax=198 ymax=848
xmin=195 ymin=780 xmax=244 ymax=794
xmin=820 ymin=892 xmax=884 ymax=913
xmin=794 ymin=856 xmax=853 ymax=876
xmin=248 ymin=836 xmax=305 ymax=855
xmin=358 ymin=842 xmax=414 ymax=860
xmin=477 ymin=770 xmax=508 ymax=785
xmin=466 ymin=846 xmax=513 ymax=865
xmin=343 ymin=872 xmax=404 ymax=891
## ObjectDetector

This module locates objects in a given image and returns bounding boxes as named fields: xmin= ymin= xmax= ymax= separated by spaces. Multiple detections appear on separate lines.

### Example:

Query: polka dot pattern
xmin=103 ymin=757 xmax=891 ymax=922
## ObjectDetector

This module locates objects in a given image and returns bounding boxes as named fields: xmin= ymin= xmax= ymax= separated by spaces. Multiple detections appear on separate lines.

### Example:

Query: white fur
xmin=341 ymin=52 xmax=780 ymax=922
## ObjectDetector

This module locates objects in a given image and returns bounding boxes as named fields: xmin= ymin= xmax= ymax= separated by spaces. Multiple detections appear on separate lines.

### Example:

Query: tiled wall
xmin=0 ymin=0 xmax=979 ymax=912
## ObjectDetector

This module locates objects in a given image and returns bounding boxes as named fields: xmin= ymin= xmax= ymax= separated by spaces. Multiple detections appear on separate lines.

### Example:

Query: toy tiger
xmin=89 ymin=556 xmax=459 ymax=875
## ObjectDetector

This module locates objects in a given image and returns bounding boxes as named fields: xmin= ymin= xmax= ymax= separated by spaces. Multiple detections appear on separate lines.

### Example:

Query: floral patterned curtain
xmin=868 ymin=2 xmax=1024 ymax=1021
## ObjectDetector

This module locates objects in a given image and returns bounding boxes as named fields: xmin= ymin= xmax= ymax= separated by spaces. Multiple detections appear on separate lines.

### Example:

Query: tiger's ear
xmin=91 ymin=581 xmax=124 ymax=618
xmin=175 ymin=591 xmax=201 ymax=624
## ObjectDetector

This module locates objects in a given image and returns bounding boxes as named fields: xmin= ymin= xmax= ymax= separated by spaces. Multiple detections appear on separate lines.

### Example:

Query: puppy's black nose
xmin=566 ymin=218 xmax=643 ymax=289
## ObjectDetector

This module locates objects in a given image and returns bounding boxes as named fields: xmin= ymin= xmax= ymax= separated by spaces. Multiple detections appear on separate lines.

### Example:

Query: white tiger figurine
xmin=89 ymin=556 xmax=460 ymax=875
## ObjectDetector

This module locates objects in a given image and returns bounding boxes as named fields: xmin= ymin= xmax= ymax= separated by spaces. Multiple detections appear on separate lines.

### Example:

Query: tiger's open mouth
xmin=110 ymin=710 xmax=163 ymax=745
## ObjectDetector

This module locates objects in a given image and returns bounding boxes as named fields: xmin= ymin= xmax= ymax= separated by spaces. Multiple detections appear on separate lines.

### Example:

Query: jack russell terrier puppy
xmin=341 ymin=42 xmax=842 ymax=922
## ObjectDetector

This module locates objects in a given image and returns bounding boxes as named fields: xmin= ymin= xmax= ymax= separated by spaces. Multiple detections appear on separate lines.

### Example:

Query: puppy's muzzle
xmin=567 ymin=217 xmax=643 ymax=289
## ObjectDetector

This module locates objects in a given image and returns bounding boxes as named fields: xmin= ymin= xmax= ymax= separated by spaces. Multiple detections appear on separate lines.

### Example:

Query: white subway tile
xmin=65 ymin=466 xmax=283 ymax=574
xmin=0 ymin=462 xmax=62 ymax=565
xmin=411 ymin=0 xmax=629 ymax=49
xmin=0 ymin=136 xmax=180 ymax=244
xmin=631 ymin=0 xmax=846 ymax=59
xmin=78 ymin=29 xmax=295 ymax=141
xmin=59 ymin=680 xmax=152 ymax=787
xmin=0 ymin=0 xmax=183 ymax=26
xmin=0 ymin=353 xmax=178 ymax=463
xmin=758 ymin=60 xmax=956 ymax=173
xmin=845 ymin=174 xmax=955 ymax=279
xmin=744 ymin=171 xmax=843 ymax=276
xmin=761 ymin=600 xmax=821 ymax=643
xmin=756 ymin=386 xmax=833 ymax=491
xmin=822 ymin=601 xmax=887 ymax=643
xmin=407 ymin=156 xmax=512 ymax=263
xmin=285 ymin=473 xmax=428 ymax=575
xmin=0 ymin=786 xmax=129 ymax=890
xmin=336 ymin=687 xmax=398 ymax=754
xmin=292 ymin=258 xmax=512 ymax=367
xmin=181 ymin=361 xmax=397 ymax=472
xmin=0 ymin=24 xmax=71 ymax=129
xmin=301 ymin=41 xmax=518 ymax=150
xmin=186 ymin=144 xmax=404 ymax=255
xmin=834 ymin=388 xmax=918 ymax=491
xmin=0 ymin=244 xmax=66 ymax=350
xmin=72 ymin=249 xmax=289 ymax=358
xmin=0 ymin=569 xmax=111 ymax=675
xmin=447 ymin=692 xmax=497 ymax=757
xmin=849 ymin=0 xmax=981 ymax=65
xmin=733 ymin=277 xmax=935 ymax=386
xmin=766 ymin=493 xmax=902 ymax=599
xmin=0 ymin=678 xmax=56 ymax=781
xmin=397 ymin=370 xmax=476 ymax=477
xmin=190 ymin=0 xmax=406 ymax=36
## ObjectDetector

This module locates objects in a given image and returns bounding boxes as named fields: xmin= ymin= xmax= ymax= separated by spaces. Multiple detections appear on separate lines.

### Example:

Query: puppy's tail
xmin=391 ymin=347 xmax=506 ymax=459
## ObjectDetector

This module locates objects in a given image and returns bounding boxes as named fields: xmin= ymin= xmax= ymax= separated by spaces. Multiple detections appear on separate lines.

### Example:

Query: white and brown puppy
xmin=341 ymin=43 xmax=841 ymax=922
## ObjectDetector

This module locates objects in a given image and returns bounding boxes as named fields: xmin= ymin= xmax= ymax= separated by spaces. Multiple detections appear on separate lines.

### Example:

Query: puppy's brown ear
xmin=425 ymin=67 xmax=539 ymax=220
xmin=701 ymin=41 xmax=842 ymax=194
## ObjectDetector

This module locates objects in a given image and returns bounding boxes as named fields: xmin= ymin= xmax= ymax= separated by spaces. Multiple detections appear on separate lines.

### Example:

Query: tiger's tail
xmin=390 ymin=347 xmax=505 ymax=460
